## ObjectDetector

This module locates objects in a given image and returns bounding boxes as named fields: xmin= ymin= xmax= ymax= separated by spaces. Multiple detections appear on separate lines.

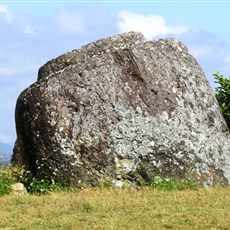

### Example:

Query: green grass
xmin=0 ymin=187 xmax=230 ymax=229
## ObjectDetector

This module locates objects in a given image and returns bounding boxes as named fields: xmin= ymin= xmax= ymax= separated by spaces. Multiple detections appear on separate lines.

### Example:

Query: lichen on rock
xmin=12 ymin=31 xmax=230 ymax=187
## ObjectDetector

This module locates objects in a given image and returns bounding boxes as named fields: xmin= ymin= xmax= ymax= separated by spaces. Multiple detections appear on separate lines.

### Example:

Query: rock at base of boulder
xmin=11 ymin=183 xmax=27 ymax=195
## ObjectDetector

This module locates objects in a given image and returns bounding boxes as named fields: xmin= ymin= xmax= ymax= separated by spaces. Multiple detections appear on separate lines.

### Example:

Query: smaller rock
xmin=11 ymin=183 xmax=27 ymax=195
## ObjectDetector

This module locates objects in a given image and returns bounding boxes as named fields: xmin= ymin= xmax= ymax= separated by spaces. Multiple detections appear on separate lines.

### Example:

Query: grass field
xmin=0 ymin=187 xmax=230 ymax=230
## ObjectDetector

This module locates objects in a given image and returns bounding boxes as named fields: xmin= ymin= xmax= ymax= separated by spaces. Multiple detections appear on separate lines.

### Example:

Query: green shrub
xmin=19 ymin=169 xmax=65 ymax=195
xmin=26 ymin=178 xmax=62 ymax=195
xmin=0 ymin=165 xmax=19 ymax=196
xmin=137 ymin=175 xmax=197 ymax=191
xmin=151 ymin=176 xmax=197 ymax=191
xmin=213 ymin=72 xmax=230 ymax=129
xmin=0 ymin=165 xmax=65 ymax=196
xmin=0 ymin=176 xmax=15 ymax=196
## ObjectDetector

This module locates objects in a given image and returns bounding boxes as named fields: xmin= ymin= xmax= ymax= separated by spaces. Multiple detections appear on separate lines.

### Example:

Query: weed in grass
xmin=137 ymin=175 xmax=197 ymax=191
xmin=151 ymin=176 xmax=197 ymax=191
xmin=81 ymin=202 xmax=94 ymax=213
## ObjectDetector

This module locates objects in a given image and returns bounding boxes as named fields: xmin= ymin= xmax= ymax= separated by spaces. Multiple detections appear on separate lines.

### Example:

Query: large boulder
xmin=12 ymin=32 xmax=230 ymax=187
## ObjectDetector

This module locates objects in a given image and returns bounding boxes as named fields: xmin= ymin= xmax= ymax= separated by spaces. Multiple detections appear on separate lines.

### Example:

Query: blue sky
xmin=1 ymin=1 xmax=230 ymax=146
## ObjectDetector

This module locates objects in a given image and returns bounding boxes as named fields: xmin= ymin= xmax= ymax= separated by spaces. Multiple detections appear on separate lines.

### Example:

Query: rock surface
xmin=11 ymin=183 xmax=27 ymax=195
xmin=12 ymin=31 xmax=230 ymax=187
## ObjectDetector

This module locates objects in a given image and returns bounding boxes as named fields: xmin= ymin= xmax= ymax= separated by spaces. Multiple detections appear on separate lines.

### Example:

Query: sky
xmin=1 ymin=0 xmax=230 ymax=147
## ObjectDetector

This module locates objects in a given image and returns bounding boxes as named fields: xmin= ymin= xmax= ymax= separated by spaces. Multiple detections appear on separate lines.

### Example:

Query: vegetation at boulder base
xmin=213 ymin=72 xmax=230 ymax=129
xmin=0 ymin=165 xmax=65 ymax=196
xmin=0 ymin=165 xmax=197 ymax=196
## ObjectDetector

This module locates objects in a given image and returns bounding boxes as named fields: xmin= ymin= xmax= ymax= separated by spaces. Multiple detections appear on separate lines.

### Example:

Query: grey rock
xmin=12 ymin=31 xmax=230 ymax=187
xmin=11 ymin=183 xmax=27 ymax=195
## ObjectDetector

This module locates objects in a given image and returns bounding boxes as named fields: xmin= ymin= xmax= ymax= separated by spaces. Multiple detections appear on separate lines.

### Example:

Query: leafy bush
xmin=213 ymin=72 xmax=230 ymax=129
xmin=0 ymin=165 xmax=65 ymax=196
xmin=0 ymin=176 xmax=15 ymax=196
xmin=19 ymin=169 xmax=66 ymax=195
xmin=0 ymin=165 xmax=20 ymax=196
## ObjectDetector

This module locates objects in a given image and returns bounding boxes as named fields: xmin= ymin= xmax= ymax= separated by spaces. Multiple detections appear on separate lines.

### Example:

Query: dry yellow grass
xmin=0 ymin=188 xmax=230 ymax=230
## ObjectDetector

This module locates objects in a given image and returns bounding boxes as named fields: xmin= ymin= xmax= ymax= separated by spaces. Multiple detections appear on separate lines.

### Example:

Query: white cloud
xmin=56 ymin=11 xmax=85 ymax=34
xmin=24 ymin=25 xmax=35 ymax=35
xmin=178 ymin=29 xmax=230 ymax=86
xmin=0 ymin=4 xmax=13 ymax=23
xmin=117 ymin=10 xmax=189 ymax=40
